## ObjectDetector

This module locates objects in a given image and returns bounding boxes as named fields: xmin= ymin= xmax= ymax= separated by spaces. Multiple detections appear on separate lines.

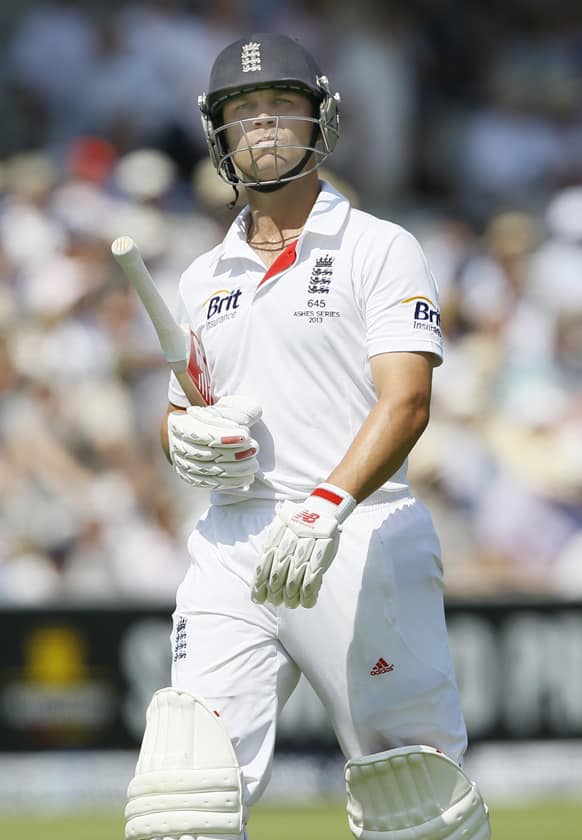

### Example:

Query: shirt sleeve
xmin=359 ymin=226 xmax=443 ymax=365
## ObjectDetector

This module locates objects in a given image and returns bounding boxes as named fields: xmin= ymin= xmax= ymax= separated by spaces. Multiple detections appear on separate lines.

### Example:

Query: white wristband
xmin=309 ymin=482 xmax=357 ymax=524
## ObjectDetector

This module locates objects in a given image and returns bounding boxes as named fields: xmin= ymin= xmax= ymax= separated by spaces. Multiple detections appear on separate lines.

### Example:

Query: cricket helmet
xmin=198 ymin=33 xmax=340 ymax=190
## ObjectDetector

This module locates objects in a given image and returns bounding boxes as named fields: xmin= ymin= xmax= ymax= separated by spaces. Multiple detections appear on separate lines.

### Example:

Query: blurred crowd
xmin=1 ymin=0 xmax=582 ymax=604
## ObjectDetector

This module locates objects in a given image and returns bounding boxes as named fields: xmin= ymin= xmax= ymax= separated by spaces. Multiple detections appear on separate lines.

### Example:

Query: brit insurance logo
xmin=203 ymin=288 xmax=243 ymax=328
xmin=307 ymin=254 xmax=334 ymax=294
xmin=401 ymin=295 xmax=441 ymax=337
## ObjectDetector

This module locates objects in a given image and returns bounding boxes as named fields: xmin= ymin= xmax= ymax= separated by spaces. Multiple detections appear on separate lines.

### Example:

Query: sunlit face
xmin=221 ymin=89 xmax=316 ymax=183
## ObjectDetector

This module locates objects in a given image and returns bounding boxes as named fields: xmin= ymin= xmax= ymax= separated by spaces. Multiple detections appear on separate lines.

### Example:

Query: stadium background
xmin=0 ymin=1 xmax=581 ymax=837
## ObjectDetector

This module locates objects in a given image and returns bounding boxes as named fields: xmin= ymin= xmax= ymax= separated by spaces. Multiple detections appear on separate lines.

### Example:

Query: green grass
xmin=0 ymin=801 xmax=580 ymax=839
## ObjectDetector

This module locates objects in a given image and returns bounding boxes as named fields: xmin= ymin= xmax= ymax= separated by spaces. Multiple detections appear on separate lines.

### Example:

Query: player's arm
xmin=326 ymin=350 xmax=434 ymax=502
xmin=252 ymin=350 xmax=434 ymax=609
xmin=161 ymin=402 xmax=185 ymax=463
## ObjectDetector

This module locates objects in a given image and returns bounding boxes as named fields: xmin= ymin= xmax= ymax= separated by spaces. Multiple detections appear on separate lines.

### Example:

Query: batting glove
xmin=168 ymin=395 xmax=262 ymax=490
xmin=252 ymin=483 xmax=357 ymax=609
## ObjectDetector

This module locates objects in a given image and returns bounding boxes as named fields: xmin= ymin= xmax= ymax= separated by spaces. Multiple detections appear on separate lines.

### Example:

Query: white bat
xmin=111 ymin=236 xmax=213 ymax=406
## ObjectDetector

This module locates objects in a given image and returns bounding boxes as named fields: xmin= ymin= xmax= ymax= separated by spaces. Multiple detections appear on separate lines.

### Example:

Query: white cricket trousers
xmin=171 ymin=495 xmax=467 ymax=809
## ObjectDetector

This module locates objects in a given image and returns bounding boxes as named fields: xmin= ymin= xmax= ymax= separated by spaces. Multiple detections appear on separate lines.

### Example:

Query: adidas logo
xmin=370 ymin=657 xmax=394 ymax=676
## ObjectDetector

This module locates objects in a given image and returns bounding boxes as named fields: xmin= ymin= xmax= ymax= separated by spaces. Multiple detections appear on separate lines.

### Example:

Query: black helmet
xmin=198 ymin=33 xmax=340 ymax=189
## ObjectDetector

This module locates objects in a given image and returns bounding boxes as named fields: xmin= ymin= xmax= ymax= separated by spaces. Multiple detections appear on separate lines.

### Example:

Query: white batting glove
xmin=168 ymin=395 xmax=262 ymax=490
xmin=252 ymin=483 xmax=357 ymax=609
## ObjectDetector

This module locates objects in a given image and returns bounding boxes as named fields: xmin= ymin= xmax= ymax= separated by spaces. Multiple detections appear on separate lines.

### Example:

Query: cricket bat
xmin=111 ymin=236 xmax=213 ymax=406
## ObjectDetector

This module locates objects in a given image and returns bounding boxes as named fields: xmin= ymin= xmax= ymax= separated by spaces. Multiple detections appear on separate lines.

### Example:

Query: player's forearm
xmin=161 ymin=404 xmax=185 ymax=464
xmin=326 ymin=394 xmax=430 ymax=503
xmin=161 ymin=415 xmax=172 ymax=463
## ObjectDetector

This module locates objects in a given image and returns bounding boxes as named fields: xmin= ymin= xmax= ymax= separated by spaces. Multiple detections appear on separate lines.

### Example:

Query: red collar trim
xmin=257 ymin=239 xmax=298 ymax=289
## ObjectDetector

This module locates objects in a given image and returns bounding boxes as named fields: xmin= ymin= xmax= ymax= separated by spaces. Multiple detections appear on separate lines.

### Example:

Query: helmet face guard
xmin=198 ymin=35 xmax=340 ymax=189
xmin=198 ymin=77 xmax=340 ymax=188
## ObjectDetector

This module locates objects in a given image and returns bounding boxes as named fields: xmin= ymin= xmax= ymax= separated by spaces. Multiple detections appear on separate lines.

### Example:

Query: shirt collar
xmin=303 ymin=180 xmax=351 ymax=237
xmin=218 ymin=206 xmax=254 ymax=263
xmin=213 ymin=179 xmax=351 ymax=267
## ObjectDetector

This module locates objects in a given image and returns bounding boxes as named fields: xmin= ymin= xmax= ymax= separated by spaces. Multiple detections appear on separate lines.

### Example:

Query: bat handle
xmin=174 ymin=371 xmax=209 ymax=407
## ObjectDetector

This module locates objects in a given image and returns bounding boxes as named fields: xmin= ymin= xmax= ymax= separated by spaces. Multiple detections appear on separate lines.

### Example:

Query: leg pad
xmin=125 ymin=688 xmax=244 ymax=839
xmin=345 ymin=745 xmax=490 ymax=839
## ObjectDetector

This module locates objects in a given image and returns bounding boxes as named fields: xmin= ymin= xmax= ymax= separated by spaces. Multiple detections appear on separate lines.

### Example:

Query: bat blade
xmin=111 ymin=236 xmax=213 ymax=406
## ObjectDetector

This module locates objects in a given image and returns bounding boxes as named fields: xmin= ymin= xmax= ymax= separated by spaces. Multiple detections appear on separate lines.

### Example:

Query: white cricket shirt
xmin=169 ymin=182 xmax=443 ymax=505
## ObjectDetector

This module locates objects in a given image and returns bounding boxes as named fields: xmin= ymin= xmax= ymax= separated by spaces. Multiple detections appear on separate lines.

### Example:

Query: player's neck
xmin=245 ymin=173 xmax=320 ymax=255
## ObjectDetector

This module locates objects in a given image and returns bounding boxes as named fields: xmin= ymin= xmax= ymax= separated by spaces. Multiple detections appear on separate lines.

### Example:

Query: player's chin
xmin=238 ymin=154 xmax=296 ymax=183
xmin=253 ymin=147 xmax=290 ymax=165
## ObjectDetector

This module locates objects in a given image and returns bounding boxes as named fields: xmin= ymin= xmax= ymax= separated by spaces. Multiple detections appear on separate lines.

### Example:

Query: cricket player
xmin=125 ymin=34 xmax=490 ymax=840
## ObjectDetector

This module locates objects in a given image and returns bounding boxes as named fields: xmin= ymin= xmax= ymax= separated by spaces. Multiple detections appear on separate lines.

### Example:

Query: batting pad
xmin=345 ymin=745 xmax=490 ymax=840
xmin=125 ymin=688 xmax=244 ymax=839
